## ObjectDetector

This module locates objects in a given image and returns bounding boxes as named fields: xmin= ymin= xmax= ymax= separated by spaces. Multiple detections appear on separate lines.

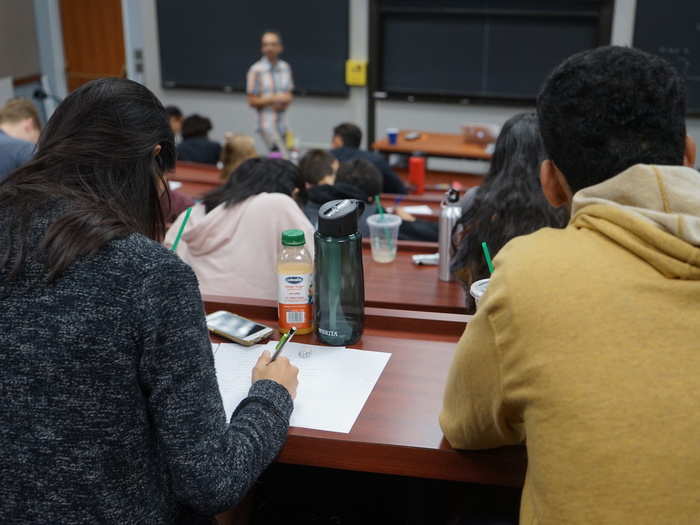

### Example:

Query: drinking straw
xmin=375 ymin=194 xmax=394 ymax=253
xmin=481 ymin=242 xmax=495 ymax=274
xmin=375 ymin=195 xmax=385 ymax=220
xmin=170 ymin=207 xmax=193 ymax=252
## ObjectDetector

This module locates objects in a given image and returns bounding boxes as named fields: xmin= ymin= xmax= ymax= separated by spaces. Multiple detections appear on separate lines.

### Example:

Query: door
xmin=60 ymin=0 xmax=125 ymax=92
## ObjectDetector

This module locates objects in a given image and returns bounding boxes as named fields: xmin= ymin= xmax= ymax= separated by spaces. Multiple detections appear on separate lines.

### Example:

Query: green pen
xmin=170 ymin=207 xmax=192 ymax=252
xmin=269 ymin=327 xmax=297 ymax=363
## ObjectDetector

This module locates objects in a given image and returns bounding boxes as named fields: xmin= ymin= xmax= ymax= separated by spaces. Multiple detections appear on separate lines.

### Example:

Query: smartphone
xmin=205 ymin=311 xmax=274 ymax=346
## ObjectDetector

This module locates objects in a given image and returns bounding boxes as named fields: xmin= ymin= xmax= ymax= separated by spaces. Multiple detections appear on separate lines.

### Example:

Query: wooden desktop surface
xmin=173 ymin=174 xmax=443 ymax=221
xmin=170 ymin=161 xmax=484 ymax=201
xmin=362 ymin=241 xmax=465 ymax=314
xmin=372 ymin=131 xmax=492 ymax=160
xmin=394 ymin=166 xmax=485 ymax=190
xmin=204 ymin=297 xmax=526 ymax=486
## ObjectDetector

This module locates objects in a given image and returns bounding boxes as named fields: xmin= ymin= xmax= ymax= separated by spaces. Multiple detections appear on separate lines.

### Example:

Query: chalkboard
xmin=633 ymin=0 xmax=700 ymax=114
xmin=374 ymin=0 xmax=612 ymax=102
xmin=156 ymin=0 xmax=349 ymax=97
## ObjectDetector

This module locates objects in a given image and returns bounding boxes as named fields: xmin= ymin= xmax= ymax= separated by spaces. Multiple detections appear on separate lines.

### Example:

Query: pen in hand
xmin=269 ymin=327 xmax=297 ymax=363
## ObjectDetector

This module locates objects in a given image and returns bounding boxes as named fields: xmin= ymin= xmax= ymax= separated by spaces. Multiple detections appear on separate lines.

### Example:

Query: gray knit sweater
xmin=0 ymin=225 xmax=293 ymax=523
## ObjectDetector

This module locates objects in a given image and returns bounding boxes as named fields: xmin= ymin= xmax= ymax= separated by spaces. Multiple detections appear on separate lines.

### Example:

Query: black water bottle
xmin=314 ymin=199 xmax=365 ymax=346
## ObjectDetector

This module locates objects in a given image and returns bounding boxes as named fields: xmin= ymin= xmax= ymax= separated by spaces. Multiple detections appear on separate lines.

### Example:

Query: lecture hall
xmin=1 ymin=0 xmax=700 ymax=524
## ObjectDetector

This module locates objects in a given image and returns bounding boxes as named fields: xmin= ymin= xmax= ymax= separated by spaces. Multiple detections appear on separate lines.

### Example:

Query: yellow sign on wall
xmin=345 ymin=59 xmax=367 ymax=86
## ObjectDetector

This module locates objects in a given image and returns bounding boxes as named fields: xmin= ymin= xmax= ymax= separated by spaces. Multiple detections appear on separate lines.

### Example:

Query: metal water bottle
xmin=438 ymin=188 xmax=462 ymax=282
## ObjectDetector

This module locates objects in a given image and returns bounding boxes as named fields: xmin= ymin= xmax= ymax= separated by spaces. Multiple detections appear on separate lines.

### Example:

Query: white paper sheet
xmin=401 ymin=205 xmax=433 ymax=215
xmin=214 ymin=341 xmax=391 ymax=433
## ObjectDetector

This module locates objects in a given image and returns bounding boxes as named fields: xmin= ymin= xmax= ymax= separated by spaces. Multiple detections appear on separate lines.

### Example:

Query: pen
xmin=269 ymin=327 xmax=297 ymax=363
xmin=170 ymin=207 xmax=192 ymax=252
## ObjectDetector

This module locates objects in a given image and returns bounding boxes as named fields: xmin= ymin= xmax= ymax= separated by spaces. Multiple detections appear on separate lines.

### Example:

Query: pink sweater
xmin=164 ymin=193 xmax=315 ymax=300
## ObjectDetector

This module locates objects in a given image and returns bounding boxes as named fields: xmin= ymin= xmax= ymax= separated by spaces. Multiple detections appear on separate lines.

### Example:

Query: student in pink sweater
xmin=165 ymin=158 xmax=314 ymax=300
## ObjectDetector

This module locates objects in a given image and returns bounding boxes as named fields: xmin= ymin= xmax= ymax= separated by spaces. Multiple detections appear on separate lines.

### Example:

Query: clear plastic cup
xmin=470 ymin=278 xmax=490 ymax=309
xmin=366 ymin=214 xmax=402 ymax=263
xmin=386 ymin=128 xmax=399 ymax=145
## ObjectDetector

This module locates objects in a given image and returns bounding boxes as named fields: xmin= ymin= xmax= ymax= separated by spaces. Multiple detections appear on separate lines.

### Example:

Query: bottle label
xmin=278 ymin=273 xmax=313 ymax=331
xmin=278 ymin=273 xmax=312 ymax=304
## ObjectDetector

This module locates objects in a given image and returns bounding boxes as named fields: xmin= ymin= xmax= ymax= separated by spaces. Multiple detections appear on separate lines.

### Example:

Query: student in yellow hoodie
xmin=441 ymin=46 xmax=700 ymax=524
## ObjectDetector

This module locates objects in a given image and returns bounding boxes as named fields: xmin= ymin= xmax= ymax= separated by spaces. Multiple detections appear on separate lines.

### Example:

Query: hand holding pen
xmin=252 ymin=327 xmax=299 ymax=399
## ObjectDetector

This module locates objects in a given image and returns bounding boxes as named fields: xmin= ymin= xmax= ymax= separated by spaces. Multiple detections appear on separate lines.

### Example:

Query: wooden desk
xmin=203 ymin=297 xmax=526 ymax=486
xmin=394 ymin=166 xmax=485 ymax=190
xmin=373 ymin=131 xmax=492 ymax=161
xmin=362 ymin=242 xmax=464 ymax=313
xmin=199 ymin=240 xmax=462 ymax=314
xmin=169 ymin=161 xmax=222 ymax=199
xmin=382 ymin=192 xmax=442 ymax=221
xmin=170 ymin=160 xmax=478 ymax=209
xmin=170 ymin=161 xmax=446 ymax=222
xmin=173 ymin=160 xmax=221 ymax=179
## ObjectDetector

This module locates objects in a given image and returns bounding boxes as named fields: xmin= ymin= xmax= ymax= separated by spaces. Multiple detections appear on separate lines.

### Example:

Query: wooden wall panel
xmin=60 ymin=0 xmax=125 ymax=91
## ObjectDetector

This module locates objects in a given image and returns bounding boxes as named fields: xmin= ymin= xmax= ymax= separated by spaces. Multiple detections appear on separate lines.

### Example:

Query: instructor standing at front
xmin=247 ymin=30 xmax=294 ymax=155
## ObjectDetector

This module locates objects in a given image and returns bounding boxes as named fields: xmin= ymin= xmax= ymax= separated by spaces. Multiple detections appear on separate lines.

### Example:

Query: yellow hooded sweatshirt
xmin=440 ymin=164 xmax=700 ymax=524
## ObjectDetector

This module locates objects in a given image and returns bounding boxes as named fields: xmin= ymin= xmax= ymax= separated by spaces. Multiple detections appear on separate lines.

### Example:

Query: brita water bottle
xmin=438 ymin=188 xmax=462 ymax=282
xmin=314 ymin=199 xmax=365 ymax=346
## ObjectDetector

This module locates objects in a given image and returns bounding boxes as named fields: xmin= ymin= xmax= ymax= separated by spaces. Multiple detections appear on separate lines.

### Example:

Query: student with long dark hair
xmin=165 ymin=157 xmax=314 ymax=300
xmin=0 ymin=78 xmax=298 ymax=523
xmin=451 ymin=112 xmax=568 ymax=311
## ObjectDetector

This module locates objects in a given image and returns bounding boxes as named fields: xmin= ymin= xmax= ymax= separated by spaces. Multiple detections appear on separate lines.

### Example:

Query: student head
xmin=181 ymin=114 xmax=213 ymax=140
xmin=335 ymin=159 xmax=382 ymax=201
xmin=0 ymin=98 xmax=42 ymax=143
xmin=0 ymin=78 xmax=175 ymax=280
xmin=220 ymin=133 xmax=257 ymax=180
xmin=452 ymin=112 xmax=568 ymax=309
xmin=299 ymin=149 xmax=338 ymax=187
xmin=202 ymin=157 xmax=305 ymax=213
xmin=165 ymin=105 xmax=183 ymax=135
xmin=332 ymin=123 xmax=362 ymax=150
xmin=538 ymin=45 xmax=694 ymax=208
xmin=261 ymin=30 xmax=283 ymax=62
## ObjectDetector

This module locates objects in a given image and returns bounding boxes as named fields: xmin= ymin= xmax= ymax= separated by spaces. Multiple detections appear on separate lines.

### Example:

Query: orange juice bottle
xmin=277 ymin=229 xmax=313 ymax=335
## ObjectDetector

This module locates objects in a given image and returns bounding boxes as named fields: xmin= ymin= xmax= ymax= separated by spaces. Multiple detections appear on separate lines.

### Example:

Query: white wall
xmin=132 ymin=0 xmax=700 ymax=155
xmin=121 ymin=0 xmax=145 ymax=84
xmin=0 ymin=0 xmax=40 ymax=79
xmin=32 ymin=0 xmax=66 ymax=118
xmin=0 ymin=77 xmax=13 ymax=106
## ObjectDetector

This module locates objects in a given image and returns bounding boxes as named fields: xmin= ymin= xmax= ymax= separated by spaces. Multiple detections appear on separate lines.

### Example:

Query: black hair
xmin=262 ymin=30 xmax=283 ymax=45
xmin=165 ymin=105 xmax=182 ymax=119
xmin=181 ymin=114 xmax=212 ymax=139
xmin=299 ymin=149 xmax=336 ymax=186
xmin=538 ymin=45 xmax=687 ymax=194
xmin=451 ymin=113 xmax=568 ymax=312
xmin=0 ymin=77 xmax=175 ymax=281
xmin=202 ymin=157 xmax=305 ymax=213
xmin=335 ymin=159 xmax=382 ymax=199
xmin=333 ymin=123 xmax=362 ymax=149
